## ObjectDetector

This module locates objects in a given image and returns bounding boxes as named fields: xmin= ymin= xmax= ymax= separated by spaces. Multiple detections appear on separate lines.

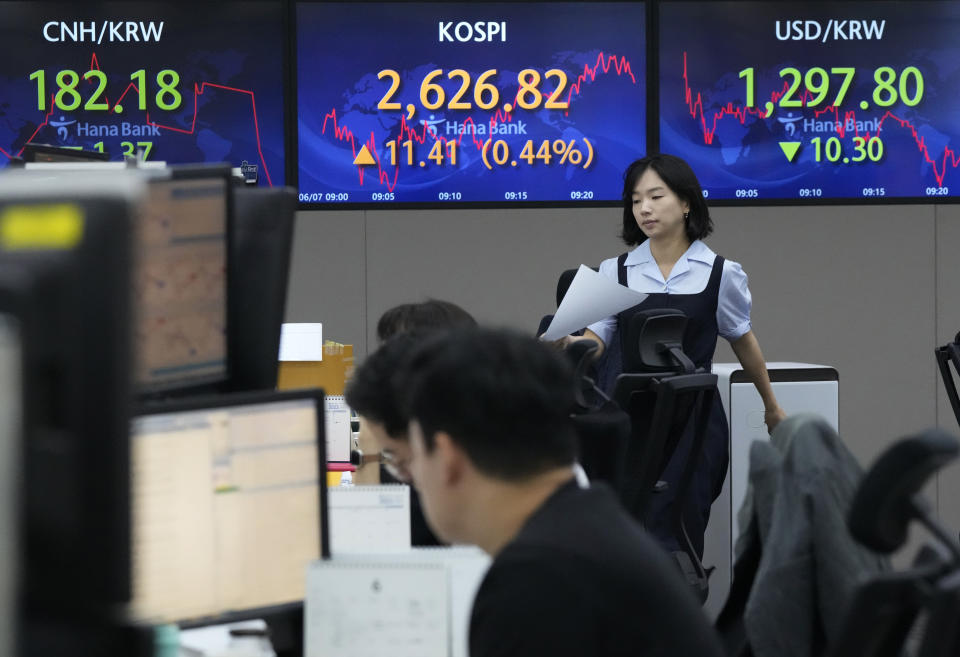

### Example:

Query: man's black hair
xmin=402 ymin=327 xmax=579 ymax=481
xmin=620 ymin=153 xmax=714 ymax=246
xmin=376 ymin=299 xmax=476 ymax=342
xmin=345 ymin=332 xmax=422 ymax=438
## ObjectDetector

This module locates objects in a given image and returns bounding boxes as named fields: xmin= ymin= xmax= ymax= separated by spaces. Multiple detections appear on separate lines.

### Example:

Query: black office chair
xmin=536 ymin=267 xmax=631 ymax=490
xmin=612 ymin=308 xmax=717 ymax=603
xmin=916 ymin=566 xmax=960 ymax=657
xmin=561 ymin=340 xmax=630 ymax=490
xmin=556 ymin=267 xmax=578 ymax=306
xmin=935 ymin=331 xmax=960 ymax=430
xmin=535 ymin=267 xmax=587 ymax=339
xmin=826 ymin=428 xmax=960 ymax=657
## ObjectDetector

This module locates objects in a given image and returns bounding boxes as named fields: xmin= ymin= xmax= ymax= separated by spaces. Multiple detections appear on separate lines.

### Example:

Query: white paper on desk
xmin=311 ymin=547 xmax=490 ymax=657
xmin=305 ymin=559 xmax=448 ymax=657
xmin=328 ymin=485 xmax=412 ymax=555
xmin=540 ymin=265 xmax=647 ymax=341
xmin=278 ymin=323 xmax=323 ymax=361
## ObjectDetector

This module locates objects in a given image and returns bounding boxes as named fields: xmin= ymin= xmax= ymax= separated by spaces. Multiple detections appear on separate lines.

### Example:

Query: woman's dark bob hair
xmin=620 ymin=153 xmax=713 ymax=246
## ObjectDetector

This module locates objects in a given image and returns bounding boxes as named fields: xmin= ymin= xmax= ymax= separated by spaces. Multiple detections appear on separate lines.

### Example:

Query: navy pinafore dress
xmin=615 ymin=251 xmax=730 ymax=559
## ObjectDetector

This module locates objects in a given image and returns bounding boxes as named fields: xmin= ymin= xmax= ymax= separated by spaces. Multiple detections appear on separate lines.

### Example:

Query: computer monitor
xmin=0 ymin=313 xmax=21 ymax=657
xmin=129 ymin=389 xmax=328 ymax=626
xmin=136 ymin=164 xmax=232 ymax=394
xmin=225 ymin=186 xmax=296 ymax=393
xmin=0 ymin=170 xmax=143 ymax=609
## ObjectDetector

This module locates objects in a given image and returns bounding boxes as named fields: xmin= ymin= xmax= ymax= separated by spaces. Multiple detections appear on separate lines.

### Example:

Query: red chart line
xmin=681 ymin=52 xmax=960 ymax=187
xmin=146 ymin=82 xmax=273 ymax=187
xmin=3 ymin=52 xmax=274 ymax=187
xmin=12 ymin=96 xmax=57 ymax=157
xmin=320 ymin=51 xmax=638 ymax=192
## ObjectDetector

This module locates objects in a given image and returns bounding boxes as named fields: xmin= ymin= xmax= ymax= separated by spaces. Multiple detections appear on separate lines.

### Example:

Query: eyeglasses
xmin=380 ymin=448 xmax=412 ymax=483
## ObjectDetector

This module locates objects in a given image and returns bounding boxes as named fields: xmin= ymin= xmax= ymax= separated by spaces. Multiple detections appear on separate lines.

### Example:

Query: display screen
xmin=136 ymin=175 xmax=228 ymax=392
xmin=296 ymin=1 xmax=646 ymax=205
xmin=130 ymin=395 xmax=323 ymax=623
xmin=0 ymin=1 xmax=285 ymax=186
xmin=659 ymin=1 xmax=960 ymax=201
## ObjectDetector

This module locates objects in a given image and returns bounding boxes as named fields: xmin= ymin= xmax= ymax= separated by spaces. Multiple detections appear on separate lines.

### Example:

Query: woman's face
xmin=632 ymin=168 xmax=690 ymax=242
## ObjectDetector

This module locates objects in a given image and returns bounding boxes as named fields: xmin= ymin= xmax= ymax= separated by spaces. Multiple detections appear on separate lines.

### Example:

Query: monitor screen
xmin=0 ymin=1 xmax=286 ymax=186
xmin=225 ymin=186 xmax=296 ymax=394
xmin=658 ymin=0 xmax=960 ymax=202
xmin=129 ymin=390 xmax=327 ymax=625
xmin=0 ymin=170 xmax=143 ymax=608
xmin=296 ymin=1 xmax=647 ymax=206
xmin=135 ymin=169 xmax=229 ymax=392
xmin=0 ymin=314 xmax=20 ymax=657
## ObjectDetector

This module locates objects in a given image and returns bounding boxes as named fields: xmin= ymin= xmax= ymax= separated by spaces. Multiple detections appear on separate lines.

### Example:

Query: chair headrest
xmin=623 ymin=308 xmax=690 ymax=373
xmin=556 ymin=269 xmax=579 ymax=307
xmin=536 ymin=314 xmax=553 ymax=338
xmin=848 ymin=429 xmax=959 ymax=553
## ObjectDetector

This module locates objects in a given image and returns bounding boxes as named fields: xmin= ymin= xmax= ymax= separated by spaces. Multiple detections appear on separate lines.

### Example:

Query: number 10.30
xmin=811 ymin=136 xmax=884 ymax=163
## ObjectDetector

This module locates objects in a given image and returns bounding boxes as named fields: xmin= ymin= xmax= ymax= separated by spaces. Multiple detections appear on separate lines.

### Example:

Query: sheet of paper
xmin=412 ymin=547 xmax=490 ymax=657
xmin=306 ymin=560 xmax=448 ymax=657
xmin=540 ymin=265 xmax=647 ymax=341
xmin=306 ymin=548 xmax=490 ymax=657
xmin=279 ymin=323 xmax=323 ymax=361
xmin=328 ymin=485 xmax=412 ymax=555
xmin=324 ymin=396 xmax=352 ymax=463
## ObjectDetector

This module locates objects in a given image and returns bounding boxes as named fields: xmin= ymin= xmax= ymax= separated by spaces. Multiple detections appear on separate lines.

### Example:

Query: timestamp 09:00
xmin=299 ymin=192 xmax=351 ymax=202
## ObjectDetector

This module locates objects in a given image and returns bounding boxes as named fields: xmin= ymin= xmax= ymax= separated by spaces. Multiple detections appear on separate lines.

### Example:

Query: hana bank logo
xmin=49 ymin=116 xmax=77 ymax=140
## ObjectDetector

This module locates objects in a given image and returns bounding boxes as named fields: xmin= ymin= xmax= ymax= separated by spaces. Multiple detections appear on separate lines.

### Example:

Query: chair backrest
xmin=536 ymin=267 xmax=588 ymax=339
xmin=917 ymin=568 xmax=960 ymax=657
xmin=614 ymin=372 xmax=717 ymax=603
xmin=571 ymin=401 xmax=630 ymax=490
xmin=611 ymin=309 xmax=717 ymax=602
xmin=828 ymin=429 xmax=960 ymax=657
xmin=825 ymin=563 xmax=941 ymax=657
xmin=848 ymin=429 xmax=959 ymax=554
xmin=935 ymin=334 xmax=960 ymax=430
xmin=556 ymin=267 xmax=580 ymax=306
xmin=613 ymin=309 xmax=712 ymax=512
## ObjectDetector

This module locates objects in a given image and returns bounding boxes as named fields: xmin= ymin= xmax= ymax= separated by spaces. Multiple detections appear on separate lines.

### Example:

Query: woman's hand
xmin=543 ymin=331 xmax=606 ymax=359
xmin=764 ymin=406 xmax=787 ymax=433
xmin=546 ymin=334 xmax=576 ymax=350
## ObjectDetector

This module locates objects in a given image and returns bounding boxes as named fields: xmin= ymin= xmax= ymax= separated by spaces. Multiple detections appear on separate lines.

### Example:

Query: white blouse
xmin=586 ymin=239 xmax=752 ymax=346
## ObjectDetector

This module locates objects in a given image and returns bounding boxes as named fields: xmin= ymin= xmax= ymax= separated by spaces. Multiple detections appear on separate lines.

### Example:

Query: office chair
xmin=556 ymin=267 xmax=579 ymax=306
xmin=612 ymin=308 xmax=717 ymax=603
xmin=935 ymin=331 xmax=960 ymax=430
xmin=562 ymin=340 xmax=630 ymax=490
xmin=534 ymin=267 xmax=586 ymax=338
xmin=826 ymin=428 xmax=960 ymax=657
xmin=535 ymin=267 xmax=631 ymax=490
xmin=916 ymin=565 xmax=960 ymax=657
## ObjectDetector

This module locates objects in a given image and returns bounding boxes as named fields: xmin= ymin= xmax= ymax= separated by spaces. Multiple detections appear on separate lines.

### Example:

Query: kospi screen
xmin=0 ymin=2 xmax=285 ymax=186
xmin=296 ymin=1 xmax=646 ymax=206
xmin=659 ymin=1 xmax=960 ymax=202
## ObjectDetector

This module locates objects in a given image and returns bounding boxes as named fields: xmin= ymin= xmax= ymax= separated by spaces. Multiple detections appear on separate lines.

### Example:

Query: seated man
xmin=399 ymin=327 xmax=724 ymax=657
xmin=347 ymin=299 xmax=477 ymax=545
xmin=346 ymin=332 xmax=422 ymax=484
